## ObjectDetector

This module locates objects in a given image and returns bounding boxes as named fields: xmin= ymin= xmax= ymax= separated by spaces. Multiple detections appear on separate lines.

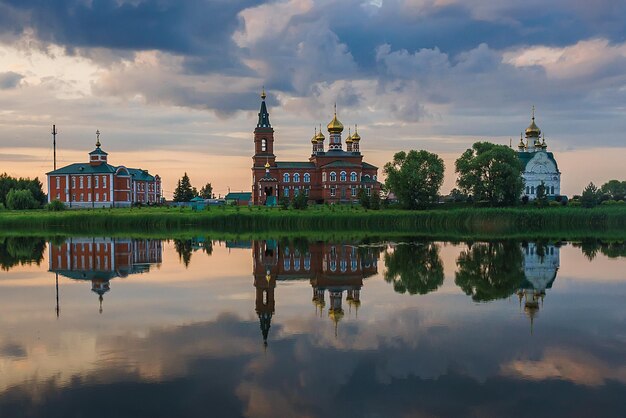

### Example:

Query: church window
xmin=294 ymin=258 xmax=300 ymax=271
xmin=531 ymin=186 xmax=535 ymax=195
xmin=55 ymin=177 xmax=60 ymax=188
xmin=330 ymin=172 xmax=337 ymax=182
xmin=551 ymin=186 xmax=555 ymax=195
xmin=304 ymin=173 xmax=310 ymax=183
xmin=80 ymin=177 xmax=84 ymax=188
xmin=284 ymin=258 xmax=290 ymax=271
xmin=95 ymin=176 xmax=99 ymax=188
xmin=526 ymin=186 xmax=529 ymax=194
xmin=103 ymin=176 xmax=107 ymax=188
xmin=350 ymin=172 xmax=357 ymax=182
xmin=340 ymin=259 xmax=347 ymax=272
xmin=294 ymin=173 xmax=300 ymax=183
xmin=88 ymin=176 xmax=91 ymax=188
xmin=56 ymin=193 xmax=60 ymax=200
xmin=72 ymin=177 xmax=76 ymax=188
xmin=330 ymin=260 xmax=336 ymax=272
xmin=373 ymin=175 xmax=377 ymax=181
xmin=330 ymin=186 xmax=336 ymax=197
xmin=103 ymin=193 xmax=107 ymax=201
xmin=340 ymin=171 xmax=347 ymax=182
xmin=304 ymin=187 xmax=309 ymax=196
xmin=322 ymin=172 xmax=327 ymax=182
xmin=351 ymin=259 xmax=357 ymax=271
xmin=351 ymin=187 xmax=357 ymax=197
xmin=304 ymin=257 xmax=310 ymax=271
xmin=283 ymin=187 xmax=289 ymax=197
xmin=294 ymin=187 xmax=299 ymax=196
xmin=283 ymin=173 xmax=290 ymax=183
xmin=96 ymin=193 xmax=99 ymax=201
xmin=366 ymin=188 xmax=371 ymax=196
xmin=261 ymin=138 xmax=267 ymax=152
xmin=80 ymin=193 xmax=84 ymax=201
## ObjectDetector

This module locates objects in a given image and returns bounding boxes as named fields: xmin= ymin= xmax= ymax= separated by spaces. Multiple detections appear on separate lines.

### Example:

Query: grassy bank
xmin=1 ymin=205 xmax=626 ymax=239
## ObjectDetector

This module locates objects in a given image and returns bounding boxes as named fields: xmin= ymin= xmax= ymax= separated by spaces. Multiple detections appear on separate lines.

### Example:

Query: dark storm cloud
xmin=0 ymin=0 xmax=262 ymax=70
xmin=0 ymin=71 xmax=23 ymax=89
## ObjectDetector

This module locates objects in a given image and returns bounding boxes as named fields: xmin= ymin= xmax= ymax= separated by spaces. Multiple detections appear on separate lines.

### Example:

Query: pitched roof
xmin=275 ymin=162 xmax=316 ymax=169
xmin=517 ymin=151 xmax=559 ymax=172
xmin=225 ymin=192 xmax=252 ymax=201
xmin=128 ymin=168 xmax=155 ymax=181
xmin=321 ymin=160 xmax=361 ymax=168
xmin=89 ymin=148 xmax=108 ymax=155
xmin=361 ymin=161 xmax=378 ymax=169
xmin=46 ymin=163 xmax=116 ymax=175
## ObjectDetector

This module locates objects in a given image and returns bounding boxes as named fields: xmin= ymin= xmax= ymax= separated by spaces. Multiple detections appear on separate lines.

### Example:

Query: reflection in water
xmin=48 ymin=238 xmax=162 ymax=313
xmin=0 ymin=236 xmax=45 ymax=271
xmin=384 ymin=242 xmax=444 ymax=295
xmin=0 ymin=236 xmax=625 ymax=417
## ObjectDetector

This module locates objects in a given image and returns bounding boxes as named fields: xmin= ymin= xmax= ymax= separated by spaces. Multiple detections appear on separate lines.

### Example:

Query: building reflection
xmin=49 ymin=238 xmax=162 ymax=313
xmin=252 ymin=239 xmax=380 ymax=345
xmin=517 ymin=242 xmax=560 ymax=332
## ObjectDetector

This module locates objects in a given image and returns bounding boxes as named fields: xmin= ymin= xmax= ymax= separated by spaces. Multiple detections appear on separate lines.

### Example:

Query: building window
xmin=294 ymin=187 xmax=299 ymax=196
xmin=56 ymin=177 xmax=60 ymax=188
xmin=284 ymin=187 xmax=289 ymax=197
xmin=283 ymin=173 xmax=290 ymax=183
xmin=72 ymin=177 xmax=76 ymax=188
xmin=531 ymin=186 xmax=535 ymax=195
xmin=88 ymin=193 xmax=91 ymax=201
xmin=294 ymin=173 xmax=300 ymax=183
xmin=95 ymin=176 xmax=99 ymax=188
xmin=373 ymin=175 xmax=377 ymax=181
xmin=304 ymin=187 xmax=309 ymax=196
xmin=551 ymin=186 xmax=555 ymax=195
xmin=72 ymin=194 xmax=76 ymax=202
xmin=103 ymin=193 xmax=107 ymax=201
xmin=330 ymin=186 xmax=336 ymax=197
xmin=261 ymin=138 xmax=267 ymax=152
xmin=350 ymin=172 xmax=357 ymax=182
xmin=88 ymin=176 xmax=92 ymax=188
xmin=80 ymin=193 xmax=84 ymax=202
xmin=322 ymin=172 xmax=327 ymax=182
xmin=351 ymin=187 xmax=357 ymax=197
xmin=526 ymin=186 xmax=530 ymax=194
xmin=340 ymin=171 xmax=347 ymax=182
xmin=79 ymin=177 xmax=84 ymax=188
xmin=330 ymin=172 xmax=337 ymax=182
xmin=304 ymin=173 xmax=310 ymax=183
xmin=103 ymin=176 xmax=107 ymax=188
xmin=56 ymin=193 xmax=60 ymax=200
xmin=366 ymin=188 xmax=371 ymax=196
xmin=96 ymin=193 xmax=99 ymax=202
xmin=284 ymin=258 xmax=290 ymax=271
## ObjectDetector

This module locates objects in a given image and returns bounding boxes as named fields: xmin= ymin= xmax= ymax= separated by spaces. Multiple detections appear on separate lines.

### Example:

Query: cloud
xmin=0 ymin=71 xmax=23 ymax=89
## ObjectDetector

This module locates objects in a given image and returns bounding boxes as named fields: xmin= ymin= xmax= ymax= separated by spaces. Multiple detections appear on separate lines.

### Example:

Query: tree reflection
xmin=384 ymin=242 xmax=444 ymax=295
xmin=0 ymin=237 xmax=46 ymax=271
xmin=455 ymin=241 xmax=525 ymax=302
xmin=173 ymin=239 xmax=193 ymax=268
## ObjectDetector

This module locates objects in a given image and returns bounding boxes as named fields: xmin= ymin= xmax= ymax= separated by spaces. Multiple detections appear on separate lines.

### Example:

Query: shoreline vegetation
xmin=2 ymin=205 xmax=626 ymax=240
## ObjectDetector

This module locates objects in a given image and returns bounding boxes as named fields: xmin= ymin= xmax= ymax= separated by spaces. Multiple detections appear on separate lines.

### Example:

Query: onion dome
xmin=315 ymin=125 xmax=325 ymax=141
xmin=327 ymin=104 xmax=344 ymax=134
xmin=345 ymin=128 xmax=353 ymax=143
xmin=264 ymin=161 xmax=270 ymax=169
xmin=525 ymin=106 xmax=541 ymax=138
xmin=518 ymin=133 xmax=525 ymax=150
xmin=351 ymin=125 xmax=361 ymax=141
xmin=311 ymin=127 xmax=318 ymax=144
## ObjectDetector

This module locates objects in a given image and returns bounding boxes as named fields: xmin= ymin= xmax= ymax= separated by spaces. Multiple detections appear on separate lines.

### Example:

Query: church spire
xmin=257 ymin=88 xmax=271 ymax=129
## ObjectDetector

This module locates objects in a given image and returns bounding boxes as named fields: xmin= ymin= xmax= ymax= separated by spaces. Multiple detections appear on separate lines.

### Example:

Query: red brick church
xmin=252 ymin=90 xmax=380 ymax=205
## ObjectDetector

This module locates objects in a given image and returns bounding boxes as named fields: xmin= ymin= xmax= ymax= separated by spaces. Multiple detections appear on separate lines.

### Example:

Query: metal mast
xmin=52 ymin=124 xmax=58 ymax=170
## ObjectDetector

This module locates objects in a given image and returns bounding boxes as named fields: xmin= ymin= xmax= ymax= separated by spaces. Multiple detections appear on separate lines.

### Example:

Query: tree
xmin=292 ymin=190 xmax=308 ymax=210
xmin=173 ymin=173 xmax=196 ymax=202
xmin=6 ymin=189 xmax=38 ymax=210
xmin=535 ymin=182 xmax=548 ymax=208
xmin=581 ymin=182 xmax=600 ymax=208
xmin=455 ymin=241 xmax=526 ymax=302
xmin=0 ymin=173 xmax=45 ymax=207
xmin=357 ymin=188 xmax=370 ymax=209
xmin=455 ymin=142 xmax=523 ymax=206
xmin=199 ymin=183 xmax=213 ymax=199
xmin=173 ymin=239 xmax=193 ymax=268
xmin=600 ymin=180 xmax=626 ymax=201
xmin=384 ymin=242 xmax=444 ymax=295
xmin=0 ymin=237 xmax=46 ymax=271
xmin=370 ymin=190 xmax=381 ymax=210
xmin=384 ymin=150 xmax=445 ymax=209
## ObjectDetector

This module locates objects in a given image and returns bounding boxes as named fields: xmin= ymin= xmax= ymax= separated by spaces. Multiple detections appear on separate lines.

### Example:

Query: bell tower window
xmin=261 ymin=138 xmax=267 ymax=152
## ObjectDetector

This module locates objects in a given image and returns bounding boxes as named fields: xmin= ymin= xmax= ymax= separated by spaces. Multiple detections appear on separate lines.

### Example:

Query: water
xmin=1 ymin=236 xmax=625 ymax=417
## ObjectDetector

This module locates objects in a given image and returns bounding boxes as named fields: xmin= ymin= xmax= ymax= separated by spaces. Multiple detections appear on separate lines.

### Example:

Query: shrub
xmin=6 ymin=189 xmax=38 ymax=210
xmin=601 ymin=199 xmax=618 ymax=205
xmin=46 ymin=200 xmax=66 ymax=211
xmin=549 ymin=201 xmax=561 ymax=207
xmin=581 ymin=182 xmax=600 ymax=208
xmin=521 ymin=195 xmax=529 ymax=205
xmin=569 ymin=200 xmax=581 ymax=207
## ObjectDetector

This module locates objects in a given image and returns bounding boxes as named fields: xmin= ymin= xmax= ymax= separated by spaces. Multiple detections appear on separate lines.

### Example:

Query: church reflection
xmin=49 ymin=238 xmax=162 ymax=313
xmin=517 ymin=242 xmax=560 ymax=332
xmin=252 ymin=239 xmax=380 ymax=345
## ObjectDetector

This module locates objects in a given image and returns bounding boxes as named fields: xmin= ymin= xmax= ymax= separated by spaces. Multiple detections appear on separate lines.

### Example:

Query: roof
xmin=321 ymin=160 xmax=361 ymax=168
xmin=89 ymin=148 xmax=108 ymax=156
xmin=275 ymin=162 xmax=316 ymax=169
xmin=517 ymin=151 xmax=559 ymax=172
xmin=325 ymin=149 xmax=358 ymax=158
xmin=225 ymin=192 xmax=252 ymax=201
xmin=190 ymin=196 xmax=205 ymax=202
xmin=128 ymin=168 xmax=155 ymax=181
xmin=361 ymin=161 xmax=378 ymax=169
xmin=47 ymin=163 xmax=116 ymax=175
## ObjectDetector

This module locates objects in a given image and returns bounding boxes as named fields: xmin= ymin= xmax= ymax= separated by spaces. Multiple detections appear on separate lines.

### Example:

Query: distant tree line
xmin=0 ymin=173 xmax=46 ymax=210
xmin=173 ymin=172 xmax=213 ymax=202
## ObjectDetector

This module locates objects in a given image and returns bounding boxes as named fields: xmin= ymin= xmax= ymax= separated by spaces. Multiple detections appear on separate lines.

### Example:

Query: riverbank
xmin=1 ymin=205 xmax=626 ymax=239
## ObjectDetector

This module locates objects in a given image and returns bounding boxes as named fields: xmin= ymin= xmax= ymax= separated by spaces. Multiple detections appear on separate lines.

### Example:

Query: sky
xmin=0 ymin=0 xmax=625 ymax=198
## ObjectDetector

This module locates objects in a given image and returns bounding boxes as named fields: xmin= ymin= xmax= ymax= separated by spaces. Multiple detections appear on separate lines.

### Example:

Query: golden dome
xmin=315 ymin=125 xmax=325 ymax=141
xmin=327 ymin=105 xmax=344 ymax=134
xmin=345 ymin=128 xmax=353 ymax=143
xmin=329 ymin=309 xmax=344 ymax=323
xmin=264 ymin=162 xmax=270 ymax=169
xmin=525 ymin=106 xmax=541 ymax=137
xmin=351 ymin=125 xmax=361 ymax=141
xmin=311 ymin=128 xmax=318 ymax=144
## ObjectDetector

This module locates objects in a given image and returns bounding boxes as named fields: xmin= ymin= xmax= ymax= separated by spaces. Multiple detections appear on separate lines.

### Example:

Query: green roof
xmin=517 ymin=151 xmax=559 ymax=172
xmin=128 ymin=168 xmax=155 ymax=181
xmin=275 ymin=162 xmax=316 ymax=169
xmin=225 ymin=192 xmax=252 ymax=201
xmin=89 ymin=148 xmax=108 ymax=155
xmin=321 ymin=160 xmax=361 ymax=168
xmin=362 ymin=161 xmax=378 ymax=169
xmin=47 ymin=163 xmax=116 ymax=175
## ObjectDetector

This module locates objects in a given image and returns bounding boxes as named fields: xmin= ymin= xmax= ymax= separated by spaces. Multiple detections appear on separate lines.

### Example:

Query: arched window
xmin=340 ymin=171 xmax=347 ymax=182
xmin=350 ymin=172 xmax=357 ymax=182
xmin=531 ymin=186 xmax=535 ymax=195
xmin=322 ymin=172 xmax=327 ymax=182
xmin=261 ymin=138 xmax=267 ymax=152
xmin=293 ymin=173 xmax=300 ymax=183
xmin=283 ymin=173 xmax=290 ymax=183
xmin=304 ymin=173 xmax=310 ymax=183
xmin=526 ymin=186 xmax=530 ymax=194
xmin=550 ymin=186 xmax=555 ymax=195
xmin=330 ymin=172 xmax=337 ymax=182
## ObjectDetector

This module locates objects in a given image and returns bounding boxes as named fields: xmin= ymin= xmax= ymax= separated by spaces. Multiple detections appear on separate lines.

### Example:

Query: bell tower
xmin=253 ymin=88 xmax=275 ymax=168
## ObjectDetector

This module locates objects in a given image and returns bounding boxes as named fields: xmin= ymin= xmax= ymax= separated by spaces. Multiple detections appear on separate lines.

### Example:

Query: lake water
xmin=1 ymin=236 xmax=625 ymax=417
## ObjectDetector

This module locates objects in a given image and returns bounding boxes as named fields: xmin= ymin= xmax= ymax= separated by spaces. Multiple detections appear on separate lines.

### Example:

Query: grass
xmin=1 ymin=204 xmax=626 ymax=240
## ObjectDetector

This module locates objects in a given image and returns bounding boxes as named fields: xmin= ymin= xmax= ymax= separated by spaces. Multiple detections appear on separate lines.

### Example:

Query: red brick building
xmin=46 ymin=131 xmax=161 ymax=208
xmin=252 ymin=91 xmax=381 ymax=205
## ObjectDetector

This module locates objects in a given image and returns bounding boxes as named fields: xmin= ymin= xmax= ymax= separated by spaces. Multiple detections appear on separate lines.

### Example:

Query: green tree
xmin=384 ymin=150 xmax=445 ymax=209
xmin=581 ymin=182 xmax=600 ymax=208
xmin=535 ymin=182 xmax=548 ymax=208
xmin=173 ymin=173 xmax=196 ymax=202
xmin=600 ymin=180 xmax=626 ymax=201
xmin=455 ymin=142 xmax=523 ymax=206
xmin=199 ymin=183 xmax=213 ymax=199
xmin=357 ymin=188 xmax=370 ymax=209
xmin=455 ymin=241 xmax=526 ymax=302
xmin=0 ymin=237 xmax=46 ymax=271
xmin=384 ymin=242 xmax=444 ymax=295
xmin=6 ymin=189 xmax=38 ymax=210
xmin=292 ymin=190 xmax=308 ymax=209
xmin=0 ymin=174 xmax=45 ymax=207
xmin=370 ymin=189 xmax=381 ymax=210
